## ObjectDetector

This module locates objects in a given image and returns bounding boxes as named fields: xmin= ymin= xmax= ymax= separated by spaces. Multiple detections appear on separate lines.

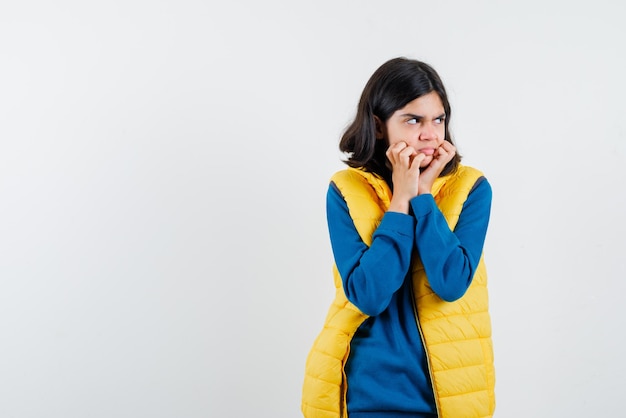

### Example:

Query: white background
xmin=1 ymin=1 xmax=625 ymax=417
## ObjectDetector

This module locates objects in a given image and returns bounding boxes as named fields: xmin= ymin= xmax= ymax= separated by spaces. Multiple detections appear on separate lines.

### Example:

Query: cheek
xmin=385 ymin=126 xmax=406 ymax=146
xmin=387 ymin=137 xmax=404 ymax=147
xmin=437 ymin=127 xmax=446 ymax=143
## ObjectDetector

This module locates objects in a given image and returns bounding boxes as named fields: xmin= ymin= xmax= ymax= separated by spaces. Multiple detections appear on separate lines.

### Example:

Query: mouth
xmin=418 ymin=148 xmax=436 ymax=156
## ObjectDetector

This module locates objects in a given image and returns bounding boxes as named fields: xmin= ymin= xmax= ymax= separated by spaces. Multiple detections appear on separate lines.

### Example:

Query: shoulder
xmin=470 ymin=176 xmax=492 ymax=196
xmin=436 ymin=164 xmax=486 ymax=198
xmin=456 ymin=165 xmax=492 ymax=197
xmin=330 ymin=168 xmax=371 ymax=186
xmin=461 ymin=171 xmax=492 ymax=213
xmin=329 ymin=168 xmax=392 ymax=218
xmin=454 ymin=164 xmax=485 ymax=182
xmin=452 ymin=164 xmax=494 ymax=193
xmin=330 ymin=168 xmax=387 ymax=199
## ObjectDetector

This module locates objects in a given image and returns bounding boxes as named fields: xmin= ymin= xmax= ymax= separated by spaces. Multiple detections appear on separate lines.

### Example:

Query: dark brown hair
xmin=339 ymin=57 xmax=461 ymax=184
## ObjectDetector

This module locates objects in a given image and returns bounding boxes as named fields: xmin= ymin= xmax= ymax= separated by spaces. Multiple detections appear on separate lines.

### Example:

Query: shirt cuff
xmin=410 ymin=194 xmax=436 ymax=219
xmin=377 ymin=211 xmax=415 ymax=237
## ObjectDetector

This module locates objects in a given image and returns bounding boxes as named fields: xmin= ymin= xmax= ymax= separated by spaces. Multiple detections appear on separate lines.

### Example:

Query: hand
xmin=385 ymin=142 xmax=425 ymax=214
xmin=417 ymin=141 xmax=456 ymax=195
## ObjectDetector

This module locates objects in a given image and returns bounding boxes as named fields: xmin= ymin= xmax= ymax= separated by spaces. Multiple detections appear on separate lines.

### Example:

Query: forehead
xmin=395 ymin=91 xmax=444 ymax=116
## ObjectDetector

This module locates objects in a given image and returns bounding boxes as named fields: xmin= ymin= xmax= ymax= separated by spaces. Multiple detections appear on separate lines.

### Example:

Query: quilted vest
xmin=301 ymin=165 xmax=495 ymax=418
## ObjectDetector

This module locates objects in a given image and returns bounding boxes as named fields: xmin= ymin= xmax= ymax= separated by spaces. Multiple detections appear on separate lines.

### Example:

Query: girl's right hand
xmin=386 ymin=142 xmax=424 ymax=214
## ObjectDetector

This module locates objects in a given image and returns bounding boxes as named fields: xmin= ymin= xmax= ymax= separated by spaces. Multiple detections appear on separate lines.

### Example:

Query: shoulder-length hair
xmin=339 ymin=57 xmax=461 ymax=183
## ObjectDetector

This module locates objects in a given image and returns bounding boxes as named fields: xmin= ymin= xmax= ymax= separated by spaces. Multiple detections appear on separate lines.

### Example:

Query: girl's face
xmin=380 ymin=91 xmax=446 ymax=168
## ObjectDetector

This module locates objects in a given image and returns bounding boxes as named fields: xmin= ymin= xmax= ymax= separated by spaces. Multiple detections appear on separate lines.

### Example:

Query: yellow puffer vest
xmin=302 ymin=165 xmax=495 ymax=418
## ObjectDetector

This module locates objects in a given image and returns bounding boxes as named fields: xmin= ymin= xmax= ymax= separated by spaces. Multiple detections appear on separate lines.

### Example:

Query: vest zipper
xmin=410 ymin=279 xmax=441 ymax=417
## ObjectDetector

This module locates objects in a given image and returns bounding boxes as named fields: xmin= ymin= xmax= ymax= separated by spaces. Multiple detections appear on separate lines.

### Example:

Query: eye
xmin=434 ymin=116 xmax=446 ymax=125
xmin=407 ymin=118 xmax=418 ymax=125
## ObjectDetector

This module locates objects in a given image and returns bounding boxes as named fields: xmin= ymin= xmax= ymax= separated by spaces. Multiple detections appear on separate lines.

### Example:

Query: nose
xmin=419 ymin=122 xmax=438 ymax=141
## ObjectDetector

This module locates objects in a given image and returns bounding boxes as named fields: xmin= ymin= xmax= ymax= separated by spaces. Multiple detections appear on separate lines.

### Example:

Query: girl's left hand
xmin=417 ymin=141 xmax=456 ymax=195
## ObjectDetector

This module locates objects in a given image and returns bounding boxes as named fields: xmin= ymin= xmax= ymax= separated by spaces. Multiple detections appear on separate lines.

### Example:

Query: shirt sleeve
xmin=410 ymin=177 xmax=492 ymax=301
xmin=326 ymin=182 xmax=415 ymax=316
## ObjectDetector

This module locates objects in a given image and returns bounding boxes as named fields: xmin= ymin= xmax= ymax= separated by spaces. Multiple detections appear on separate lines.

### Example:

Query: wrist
xmin=388 ymin=198 xmax=410 ymax=214
xmin=417 ymin=186 xmax=432 ymax=195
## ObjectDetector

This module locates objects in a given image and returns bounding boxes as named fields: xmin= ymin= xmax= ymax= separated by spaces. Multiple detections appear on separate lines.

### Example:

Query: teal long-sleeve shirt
xmin=326 ymin=176 xmax=492 ymax=417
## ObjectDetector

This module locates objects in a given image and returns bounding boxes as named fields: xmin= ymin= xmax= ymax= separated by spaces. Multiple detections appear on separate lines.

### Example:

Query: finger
xmin=385 ymin=147 xmax=395 ymax=164
xmin=389 ymin=143 xmax=416 ymax=168
xmin=439 ymin=141 xmax=456 ymax=155
xmin=435 ymin=143 xmax=453 ymax=159
xmin=398 ymin=145 xmax=417 ymax=159
xmin=430 ymin=147 xmax=443 ymax=161
xmin=386 ymin=143 xmax=402 ymax=162
xmin=436 ymin=147 xmax=449 ymax=161
xmin=386 ymin=142 xmax=407 ymax=163
xmin=411 ymin=153 xmax=426 ymax=170
xmin=388 ymin=141 xmax=408 ymax=153
xmin=399 ymin=146 xmax=418 ymax=168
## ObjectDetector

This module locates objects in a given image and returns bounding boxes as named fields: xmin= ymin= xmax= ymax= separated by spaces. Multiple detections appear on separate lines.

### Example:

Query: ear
xmin=373 ymin=116 xmax=385 ymax=140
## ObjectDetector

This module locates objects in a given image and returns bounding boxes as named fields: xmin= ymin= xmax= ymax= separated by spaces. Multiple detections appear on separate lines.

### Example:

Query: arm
xmin=326 ymin=183 xmax=414 ymax=316
xmin=410 ymin=177 xmax=492 ymax=302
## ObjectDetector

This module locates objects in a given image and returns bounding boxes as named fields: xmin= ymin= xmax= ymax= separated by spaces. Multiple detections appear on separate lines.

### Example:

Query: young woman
xmin=302 ymin=58 xmax=496 ymax=418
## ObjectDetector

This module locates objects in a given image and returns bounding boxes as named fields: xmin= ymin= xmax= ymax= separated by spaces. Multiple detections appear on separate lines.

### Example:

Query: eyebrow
xmin=399 ymin=113 xmax=446 ymax=120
